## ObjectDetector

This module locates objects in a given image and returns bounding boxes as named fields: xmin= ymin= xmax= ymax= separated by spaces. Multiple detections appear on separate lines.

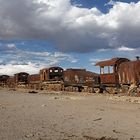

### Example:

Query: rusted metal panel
xmin=64 ymin=69 xmax=86 ymax=84
xmin=28 ymin=74 xmax=40 ymax=89
xmin=28 ymin=74 xmax=40 ymax=83
xmin=96 ymin=58 xmax=119 ymax=67
xmin=100 ymin=74 xmax=116 ymax=84
xmin=40 ymin=68 xmax=49 ymax=81
xmin=40 ymin=67 xmax=63 ymax=81
xmin=7 ymin=76 xmax=15 ymax=88
xmin=118 ymin=60 xmax=140 ymax=85
xmin=95 ymin=58 xmax=129 ymax=67
xmin=64 ymin=68 xmax=97 ymax=86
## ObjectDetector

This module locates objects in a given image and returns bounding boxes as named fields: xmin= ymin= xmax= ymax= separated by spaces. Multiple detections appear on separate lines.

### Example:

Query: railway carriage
xmin=64 ymin=68 xmax=97 ymax=92
xmin=0 ymin=75 xmax=10 ymax=87
xmin=14 ymin=72 xmax=29 ymax=87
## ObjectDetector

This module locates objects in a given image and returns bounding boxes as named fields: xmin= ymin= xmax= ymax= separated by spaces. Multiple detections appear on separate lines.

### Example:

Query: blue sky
xmin=0 ymin=0 xmax=140 ymax=75
xmin=71 ymin=0 xmax=112 ymax=12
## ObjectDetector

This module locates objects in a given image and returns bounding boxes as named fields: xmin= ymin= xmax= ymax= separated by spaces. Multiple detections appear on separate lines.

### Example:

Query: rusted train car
xmin=64 ymin=68 xmax=97 ymax=92
xmin=0 ymin=75 xmax=10 ymax=87
xmin=14 ymin=72 xmax=29 ymax=87
xmin=95 ymin=57 xmax=140 ymax=94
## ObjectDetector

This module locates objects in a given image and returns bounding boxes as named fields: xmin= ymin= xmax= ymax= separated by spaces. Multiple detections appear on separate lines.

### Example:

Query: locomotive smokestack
xmin=136 ymin=56 xmax=140 ymax=60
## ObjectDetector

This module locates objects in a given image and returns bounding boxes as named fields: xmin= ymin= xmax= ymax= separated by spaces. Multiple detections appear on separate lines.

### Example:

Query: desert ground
xmin=0 ymin=89 xmax=140 ymax=140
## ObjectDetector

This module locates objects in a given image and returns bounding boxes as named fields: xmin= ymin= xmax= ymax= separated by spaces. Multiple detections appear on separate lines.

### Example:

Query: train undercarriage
xmin=1 ymin=80 xmax=139 ymax=97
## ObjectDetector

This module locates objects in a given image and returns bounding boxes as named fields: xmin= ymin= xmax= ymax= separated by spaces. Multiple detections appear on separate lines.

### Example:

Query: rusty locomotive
xmin=0 ymin=57 xmax=140 ymax=94
xmin=94 ymin=57 xmax=140 ymax=94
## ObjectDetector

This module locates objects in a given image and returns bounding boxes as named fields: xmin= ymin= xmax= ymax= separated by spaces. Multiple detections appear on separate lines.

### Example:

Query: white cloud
xmin=0 ymin=0 xmax=140 ymax=52
xmin=105 ymin=0 xmax=116 ymax=6
xmin=117 ymin=46 xmax=135 ymax=51
xmin=0 ymin=43 xmax=78 ymax=75
xmin=0 ymin=43 xmax=17 ymax=52
xmin=7 ymin=44 xmax=17 ymax=49
xmin=0 ymin=62 xmax=40 ymax=75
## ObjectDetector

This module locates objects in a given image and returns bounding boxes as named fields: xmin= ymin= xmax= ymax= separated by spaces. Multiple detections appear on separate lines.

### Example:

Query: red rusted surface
xmin=7 ymin=76 xmax=15 ymax=87
xmin=118 ymin=60 xmax=140 ymax=85
xmin=40 ymin=67 xmax=63 ymax=81
xmin=28 ymin=74 xmax=40 ymax=83
xmin=7 ymin=76 xmax=14 ymax=83
xmin=96 ymin=58 xmax=119 ymax=67
xmin=96 ymin=58 xmax=129 ymax=67
xmin=100 ymin=74 xmax=116 ymax=84
xmin=64 ymin=68 xmax=97 ymax=86
xmin=28 ymin=74 xmax=40 ymax=89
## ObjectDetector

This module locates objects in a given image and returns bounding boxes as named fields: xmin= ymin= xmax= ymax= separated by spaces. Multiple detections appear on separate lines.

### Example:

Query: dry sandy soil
xmin=0 ymin=89 xmax=140 ymax=140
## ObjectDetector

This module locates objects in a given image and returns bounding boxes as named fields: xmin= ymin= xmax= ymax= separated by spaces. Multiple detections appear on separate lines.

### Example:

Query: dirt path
xmin=0 ymin=89 xmax=140 ymax=140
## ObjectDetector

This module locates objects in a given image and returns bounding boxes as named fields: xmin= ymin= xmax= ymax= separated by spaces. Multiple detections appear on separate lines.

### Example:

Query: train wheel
xmin=105 ymin=87 xmax=118 ymax=94
xmin=93 ymin=88 xmax=101 ymax=93
xmin=121 ymin=85 xmax=129 ymax=94
xmin=88 ymin=87 xmax=94 ymax=93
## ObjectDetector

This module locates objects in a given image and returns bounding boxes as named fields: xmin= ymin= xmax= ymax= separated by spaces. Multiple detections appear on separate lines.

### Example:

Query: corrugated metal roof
xmin=95 ymin=58 xmax=119 ymax=67
xmin=95 ymin=58 xmax=130 ymax=67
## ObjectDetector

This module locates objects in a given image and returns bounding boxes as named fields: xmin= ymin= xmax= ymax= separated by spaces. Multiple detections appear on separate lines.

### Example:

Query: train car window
xmin=110 ymin=66 xmax=113 ymax=73
xmin=100 ymin=66 xmax=114 ymax=74
xmin=101 ymin=67 xmax=104 ymax=74
xmin=104 ymin=67 xmax=108 ymax=74
xmin=54 ymin=70 xmax=58 ymax=72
